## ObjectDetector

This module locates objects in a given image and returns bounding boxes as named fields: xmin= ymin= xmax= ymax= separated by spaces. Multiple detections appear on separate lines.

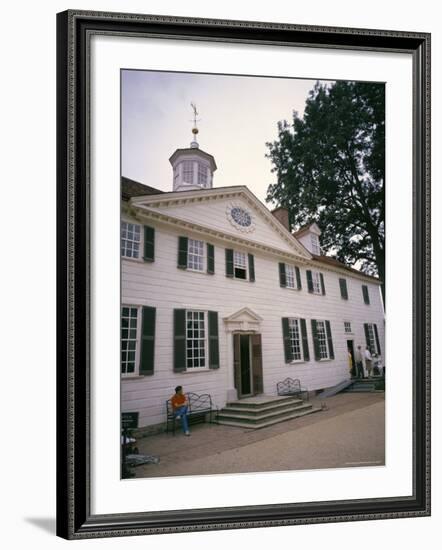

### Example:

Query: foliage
xmin=266 ymin=81 xmax=385 ymax=284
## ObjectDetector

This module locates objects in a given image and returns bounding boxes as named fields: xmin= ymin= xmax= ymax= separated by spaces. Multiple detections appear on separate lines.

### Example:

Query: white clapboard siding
xmin=122 ymin=221 xmax=385 ymax=428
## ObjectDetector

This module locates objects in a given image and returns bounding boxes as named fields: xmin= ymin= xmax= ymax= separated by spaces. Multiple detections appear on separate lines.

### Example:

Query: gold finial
xmin=190 ymin=102 xmax=200 ymax=135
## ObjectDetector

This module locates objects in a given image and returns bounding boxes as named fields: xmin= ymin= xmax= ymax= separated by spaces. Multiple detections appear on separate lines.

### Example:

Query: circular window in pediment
xmin=226 ymin=204 xmax=256 ymax=233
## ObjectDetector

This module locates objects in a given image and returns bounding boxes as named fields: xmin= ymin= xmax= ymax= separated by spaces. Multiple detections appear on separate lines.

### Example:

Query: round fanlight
xmin=231 ymin=207 xmax=252 ymax=227
xmin=226 ymin=204 xmax=255 ymax=232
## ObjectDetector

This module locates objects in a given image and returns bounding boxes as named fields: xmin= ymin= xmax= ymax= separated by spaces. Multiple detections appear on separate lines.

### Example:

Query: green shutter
xmin=374 ymin=324 xmax=381 ymax=355
xmin=320 ymin=273 xmax=326 ymax=295
xmin=139 ymin=306 xmax=155 ymax=375
xmin=279 ymin=263 xmax=286 ymax=287
xmin=325 ymin=320 xmax=334 ymax=359
xmin=295 ymin=266 xmax=302 ymax=290
xmin=307 ymin=270 xmax=314 ymax=293
xmin=339 ymin=278 xmax=348 ymax=300
xmin=364 ymin=323 xmax=371 ymax=349
xmin=207 ymin=243 xmax=215 ymax=274
xmin=173 ymin=309 xmax=186 ymax=372
xmin=177 ymin=237 xmax=188 ymax=269
xmin=282 ymin=318 xmax=292 ymax=363
xmin=311 ymin=320 xmax=321 ymax=360
xmin=248 ymin=254 xmax=255 ymax=282
xmin=300 ymin=318 xmax=309 ymax=361
xmin=143 ymin=226 xmax=155 ymax=262
xmin=208 ymin=311 xmax=220 ymax=369
xmin=225 ymin=249 xmax=234 ymax=277
xmin=362 ymin=285 xmax=370 ymax=304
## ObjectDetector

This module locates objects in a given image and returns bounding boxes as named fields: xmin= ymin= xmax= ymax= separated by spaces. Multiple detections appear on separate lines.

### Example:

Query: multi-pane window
xmin=312 ymin=271 xmax=322 ymax=294
xmin=187 ymin=238 xmax=204 ymax=271
xmin=366 ymin=323 xmax=377 ymax=355
xmin=121 ymin=222 xmax=141 ymax=259
xmin=182 ymin=160 xmax=194 ymax=183
xmin=288 ymin=318 xmax=303 ymax=361
xmin=316 ymin=320 xmax=329 ymax=359
xmin=197 ymin=163 xmax=208 ymax=187
xmin=311 ymin=234 xmax=320 ymax=255
xmin=121 ymin=306 xmax=138 ymax=374
xmin=344 ymin=321 xmax=352 ymax=334
xmin=186 ymin=310 xmax=206 ymax=369
xmin=234 ymin=251 xmax=247 ymax=279
xmin=285 ymin=264 xmax=296 ymax=289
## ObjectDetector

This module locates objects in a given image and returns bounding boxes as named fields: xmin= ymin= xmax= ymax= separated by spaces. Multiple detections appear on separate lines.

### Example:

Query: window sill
xmin=181 ymin=368 xmax=214 ymax=373
xmin=228 ymin=276 xmax=251 ymax=282
xmin=122 ymin=256 xmax=144 ymax=263
xmin=290 ymin=360 xmax=306 ymax=364
xmin=185 ymin=267 xmax=208 ymax=275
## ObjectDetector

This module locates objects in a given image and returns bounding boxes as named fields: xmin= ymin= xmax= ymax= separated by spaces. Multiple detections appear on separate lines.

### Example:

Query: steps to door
xmin=217 ymin=394 xmax=322 ymax=429
xmin=345 ymin=377 xmax=384 ymax=393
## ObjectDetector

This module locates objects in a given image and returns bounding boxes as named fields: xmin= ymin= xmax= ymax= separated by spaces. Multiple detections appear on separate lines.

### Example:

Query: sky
xmin=121 ymin=70 xmax=330 ymax=205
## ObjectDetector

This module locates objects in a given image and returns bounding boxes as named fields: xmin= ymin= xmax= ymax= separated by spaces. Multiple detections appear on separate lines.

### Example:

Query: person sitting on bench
xmin=170 ymin=385 xmax=190 ymax=436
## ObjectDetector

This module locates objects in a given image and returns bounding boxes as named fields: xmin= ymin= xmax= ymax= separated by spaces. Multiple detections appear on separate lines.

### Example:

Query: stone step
xmin=217 ymin=402 xmax=313 ymax=423
xmin=316 ymin=379 xmax=353 ymax=398
xmin=217 ymin=406 xmax=322 ymax=429
xmin=221 ymin=398 xmax=304 ymax=416
xmin=225 ymin=395 xmax=299 ymax=409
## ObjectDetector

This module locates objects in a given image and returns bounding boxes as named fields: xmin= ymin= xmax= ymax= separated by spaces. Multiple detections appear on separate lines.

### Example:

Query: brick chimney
xmin=271 ymin=207 xmax=290 ymax=232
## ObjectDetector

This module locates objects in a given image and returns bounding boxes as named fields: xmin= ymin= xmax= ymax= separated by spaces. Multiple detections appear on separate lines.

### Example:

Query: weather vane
xmin=190 ymin=102 xmax=201 ymax=136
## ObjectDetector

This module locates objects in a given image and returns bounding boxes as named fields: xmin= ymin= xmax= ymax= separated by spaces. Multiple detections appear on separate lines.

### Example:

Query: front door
xmin=347 ymin=339 xmax=356 ymax=378
xmin=233 ymin=333 xmax=263 ymax=398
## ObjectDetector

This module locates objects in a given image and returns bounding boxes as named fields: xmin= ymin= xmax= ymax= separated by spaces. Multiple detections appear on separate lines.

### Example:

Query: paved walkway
xmin=132 ymin=393 xmax=385 ymax=478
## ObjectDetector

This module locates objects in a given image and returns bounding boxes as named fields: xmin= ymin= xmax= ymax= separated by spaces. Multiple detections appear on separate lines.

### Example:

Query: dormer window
xmin=311 ymin=234 xmax=320 ymax=255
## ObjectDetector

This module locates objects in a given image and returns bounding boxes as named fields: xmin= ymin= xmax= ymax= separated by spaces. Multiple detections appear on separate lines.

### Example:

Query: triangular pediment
xmin=223 ymin=307 xmax=263 ymax=324
xmin=223 ymin=307 xmax=262 ymax=333
xmin=131 ymin=186 xmax=311 ymax=261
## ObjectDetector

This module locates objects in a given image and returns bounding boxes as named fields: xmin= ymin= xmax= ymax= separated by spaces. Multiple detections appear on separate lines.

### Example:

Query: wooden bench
xmin=276 ymin=377 xmax=309 ymax=401
xmin=166 ymin=392 xmax=218 ymax=435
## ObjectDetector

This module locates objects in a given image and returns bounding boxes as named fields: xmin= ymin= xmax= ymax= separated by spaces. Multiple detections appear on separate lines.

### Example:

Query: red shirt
xmin=171 ymin=393 xmax=186 ymax=410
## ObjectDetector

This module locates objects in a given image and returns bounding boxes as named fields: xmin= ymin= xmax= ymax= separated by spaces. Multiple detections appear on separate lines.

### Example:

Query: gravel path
xmin=133 ymin=393 xmax=385 ymax=478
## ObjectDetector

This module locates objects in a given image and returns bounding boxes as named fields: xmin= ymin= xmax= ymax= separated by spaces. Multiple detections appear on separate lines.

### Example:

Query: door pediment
xmin=223 ymin=307 xmax=262 ymax=333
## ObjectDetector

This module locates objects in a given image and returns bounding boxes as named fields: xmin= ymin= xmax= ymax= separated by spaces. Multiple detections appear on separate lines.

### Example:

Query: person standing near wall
xmin=355 ymin=345 xmax=365 ymax=379
xmin=364 ymin=346 xmax=373 ymax=378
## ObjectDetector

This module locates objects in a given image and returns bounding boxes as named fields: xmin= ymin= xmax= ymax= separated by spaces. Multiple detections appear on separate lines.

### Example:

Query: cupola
xmin=169 ymin=103 xmax=217 ymax=192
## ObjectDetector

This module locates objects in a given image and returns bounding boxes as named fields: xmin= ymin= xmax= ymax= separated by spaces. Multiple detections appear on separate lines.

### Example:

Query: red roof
xmin=312 ymin=254 xmax=381 ymax=283
xmin=121 ymin=177 xmax=163 ymax=200
xmin=292 ymin=222 xmax=316 ymax=238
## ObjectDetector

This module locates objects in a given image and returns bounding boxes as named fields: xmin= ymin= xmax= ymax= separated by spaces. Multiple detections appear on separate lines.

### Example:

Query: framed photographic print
xmin=56 ymin=10 xmax=430 ymax=539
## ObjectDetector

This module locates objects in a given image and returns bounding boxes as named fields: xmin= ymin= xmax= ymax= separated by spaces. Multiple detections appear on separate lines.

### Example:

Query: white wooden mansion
xmin=121 ymin=131 xmax=385 ymax=431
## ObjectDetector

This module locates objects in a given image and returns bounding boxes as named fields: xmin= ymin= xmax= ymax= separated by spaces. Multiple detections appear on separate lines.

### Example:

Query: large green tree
xmin=266 ymin=80 xmax=385 ymax=292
